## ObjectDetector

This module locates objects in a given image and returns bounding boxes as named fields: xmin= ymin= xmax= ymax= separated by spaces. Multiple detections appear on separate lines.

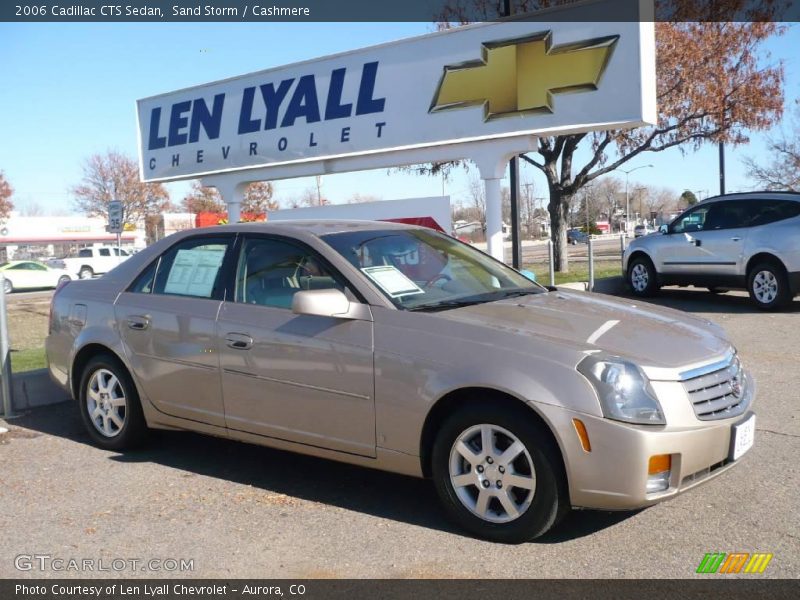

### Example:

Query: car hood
xmin=434 ymin=290 xmax=730 ymax=369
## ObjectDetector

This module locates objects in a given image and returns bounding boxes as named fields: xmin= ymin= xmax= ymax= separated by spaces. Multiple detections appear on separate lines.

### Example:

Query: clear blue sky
xmin=0 ymin=22 xmax=797 ymax=215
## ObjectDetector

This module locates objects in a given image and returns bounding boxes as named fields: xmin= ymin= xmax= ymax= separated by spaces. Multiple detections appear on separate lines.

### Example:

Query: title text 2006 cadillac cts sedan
xmin=46 ymin=221 xmax=756 ymax=543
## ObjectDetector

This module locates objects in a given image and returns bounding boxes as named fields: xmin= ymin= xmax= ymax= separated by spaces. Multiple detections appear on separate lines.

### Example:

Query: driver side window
xmin=670 ymin=205 xmax=711 ymax=234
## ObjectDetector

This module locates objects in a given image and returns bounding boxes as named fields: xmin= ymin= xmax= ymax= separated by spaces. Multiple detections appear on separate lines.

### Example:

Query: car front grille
xmin=681 ymin=354 xmax=748 ymax=421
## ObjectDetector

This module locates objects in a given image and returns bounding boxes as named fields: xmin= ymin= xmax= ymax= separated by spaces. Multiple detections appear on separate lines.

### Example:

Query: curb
xmin=10 ymin=368 xmax=71 ymax=412
xmin=557 ymin=276 xmax=626 ymax=295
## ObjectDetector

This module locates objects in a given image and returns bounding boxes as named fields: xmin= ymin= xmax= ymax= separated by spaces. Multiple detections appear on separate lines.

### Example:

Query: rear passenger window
xmin=129 ymin=261 xmax=158 ymax=294
xmin=153 ymin=237 xmax=231 ymax=299
xmin=99 ymin=248 xmax=111 ymax=257
xmin=747 ymin=200 xmax=800 ymax=226
xmin=234 ymin=238 xmax=345 ymax=309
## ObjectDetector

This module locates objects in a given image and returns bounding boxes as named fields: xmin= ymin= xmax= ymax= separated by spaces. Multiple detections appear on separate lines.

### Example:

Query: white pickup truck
xmin=58 ymin=246 xmax=133 ymax=279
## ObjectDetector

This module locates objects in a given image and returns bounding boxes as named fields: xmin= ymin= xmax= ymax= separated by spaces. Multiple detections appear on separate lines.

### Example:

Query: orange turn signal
xmin=572 ymin=418 xmax=592 ymax=452
xmin=648 ymin=454 xmax=672 ymax=475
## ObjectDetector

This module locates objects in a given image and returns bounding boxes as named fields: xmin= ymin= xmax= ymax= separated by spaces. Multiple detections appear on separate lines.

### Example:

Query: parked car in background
xmin=0 ymin=260 xmax=72 ymax=293
xmin=47 ymin=221 xmax=756 ymax=543
xmin=624 ymin=192 xmax=800 ymax=310
xmin=57 ymin=245 xmax=133 ymax=279
xmin=634 ymin=224 xmax=654 ymax=238
xmin=567 ymin=229 xmax=589 ymax=245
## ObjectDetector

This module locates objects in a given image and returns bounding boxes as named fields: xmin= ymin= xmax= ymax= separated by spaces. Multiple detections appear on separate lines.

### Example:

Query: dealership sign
xmin=137 ymin=18 xmax=655 ymax=182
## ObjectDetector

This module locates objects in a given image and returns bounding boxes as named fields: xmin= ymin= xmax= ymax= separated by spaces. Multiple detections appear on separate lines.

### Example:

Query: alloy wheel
xmin=752 ymin=270 xmax=778 ymax=305
xmin=630 ymin=263 xmax=649 ymax=292
xmin=86 ymin=368 xmax=127 ymax=438
xmin=448 ymin=424 xmax=536 ymax=524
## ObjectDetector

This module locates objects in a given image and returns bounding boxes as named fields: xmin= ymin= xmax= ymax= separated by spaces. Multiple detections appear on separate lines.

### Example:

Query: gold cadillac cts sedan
xmin=46 ymin=221 xmax=756 ymax=543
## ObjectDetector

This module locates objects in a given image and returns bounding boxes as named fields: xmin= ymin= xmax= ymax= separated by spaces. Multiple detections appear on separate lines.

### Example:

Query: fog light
xmin=646 ymin=454 xmax=672 ymax=493
xmin=646 ymin=470 xmax=670 ymax=493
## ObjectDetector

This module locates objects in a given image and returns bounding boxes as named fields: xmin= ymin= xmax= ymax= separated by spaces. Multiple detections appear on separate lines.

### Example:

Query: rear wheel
xmin=57 ymin=275 xmax=71 ymax=286
xmin=78 ymin=354 xmax=147 ymax=450
xmin=747 ymin=262 xmax=790 ymax=311
xmin=627 ymin=256 xmax=659 ymax=297
xmin=3 ymin=279 xmax=12 ymax=294
xmin=431 ymin=403 xmax=568 ymax=543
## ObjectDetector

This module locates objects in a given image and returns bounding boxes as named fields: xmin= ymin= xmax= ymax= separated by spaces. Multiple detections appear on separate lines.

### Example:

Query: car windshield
xmin=322 ymin=228 xmax=545 ymax=311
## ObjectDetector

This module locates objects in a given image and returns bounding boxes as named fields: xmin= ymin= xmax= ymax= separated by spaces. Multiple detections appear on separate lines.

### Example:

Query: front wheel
xmin=627 ymin=256 xmax=659 ymax=297
xmin=78 ymin=354 xmax=147 ymax=450
xmin=79 ymin=266 xmax=94 ymax=280
xmin=747 ymin=262 xmax=791 ymax=311
xmin=431 ymin=404 xmax=568 ymax=543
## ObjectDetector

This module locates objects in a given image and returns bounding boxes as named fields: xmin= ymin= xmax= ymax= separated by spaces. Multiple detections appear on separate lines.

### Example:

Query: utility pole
xmin=718 ymin=142 xmax=726 ymax=195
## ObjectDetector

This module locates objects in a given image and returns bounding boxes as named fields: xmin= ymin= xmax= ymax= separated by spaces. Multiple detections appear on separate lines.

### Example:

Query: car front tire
xmin=627 ymin=256 xmax=659 ymax=297
xmin=431 ymin=403 xmax=568 ymax=543
xmin=79 ymin=266 xmax=94 ymax=280
xmin=747 ymin=262 xmax=791 ymax=311
xmin=78 ymin=354 xmax=147 ymax=450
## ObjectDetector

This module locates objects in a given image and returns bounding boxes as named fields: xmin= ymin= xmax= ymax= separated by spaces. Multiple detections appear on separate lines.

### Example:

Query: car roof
xmin=206 ymin=219 xmax=421 ymax=237
xmin=699 ymin=191 xmax=800 ymax=204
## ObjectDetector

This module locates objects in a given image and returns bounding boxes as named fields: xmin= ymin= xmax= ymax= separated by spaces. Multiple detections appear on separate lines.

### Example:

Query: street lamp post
xmin=617 ymin=164 xmax=653 ymax=237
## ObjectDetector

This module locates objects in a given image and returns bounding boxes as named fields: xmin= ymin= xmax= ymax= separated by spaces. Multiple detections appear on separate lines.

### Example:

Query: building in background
xmin=0 ymin=213 xmax=144 ymax=261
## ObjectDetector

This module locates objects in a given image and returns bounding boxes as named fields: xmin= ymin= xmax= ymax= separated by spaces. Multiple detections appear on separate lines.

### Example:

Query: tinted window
xmin=234 ymin=237 xmax=345 ymax=309
xmin=99 ymin=248 xmax=111 ymax=257
xmin=702 ymin=200 xmax=750 ymax=230
xmin=153 ymin=237 xmax=231 ymax=299
xmin=30 ymin=262 xmax=48 ymax=271
xmin=8 ymin=263 xmax=31 ymax=270
xmin=78 ymin=249 xmax=92 ymax=258
xmin=746 ymin=199 xmax=800 ymax=227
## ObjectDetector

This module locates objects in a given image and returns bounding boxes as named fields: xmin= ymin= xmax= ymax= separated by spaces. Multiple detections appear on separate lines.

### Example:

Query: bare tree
xmin=182 ymin=181 xmax=225 ymax=213
xmin=71 ymin=151 xmax=171 ymax=226
xmin=242 ymin=181 xmax=278 ymax=214
xmin=0 ymin=171 xmax=14 ymax=221
xmin=743 ymin=104 xmax=800 ymax=191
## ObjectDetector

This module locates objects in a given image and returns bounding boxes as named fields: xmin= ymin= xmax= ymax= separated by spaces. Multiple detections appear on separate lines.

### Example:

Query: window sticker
xmin=361 ymin=265 xmax=424 ymax=298
xmin=164 ymin=247 xmax=226 ymax=297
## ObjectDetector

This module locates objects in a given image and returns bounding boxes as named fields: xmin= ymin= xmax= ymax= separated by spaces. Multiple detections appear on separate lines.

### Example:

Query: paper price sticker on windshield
xmin=361 ymin=265 xmax=424 ymax=298
xmin=164 ymin=248 xmax=226 ymax=297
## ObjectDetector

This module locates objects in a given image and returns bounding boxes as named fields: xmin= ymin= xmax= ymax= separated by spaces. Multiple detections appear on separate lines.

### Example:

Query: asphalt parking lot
xmin=1 ymin=288 xmax=798 ymax=579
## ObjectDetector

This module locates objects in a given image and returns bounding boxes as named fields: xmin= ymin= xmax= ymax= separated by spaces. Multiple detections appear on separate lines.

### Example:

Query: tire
xmin=747 ymin=261 xmax=791 ymax=311
xmin=58 ymin=275 xmax=71 ymax=286
xmin=3 ymin=279 xmax=12 ymax=294
xmin=79 ymin=266 xmax=94 ymax=280
xmin=431 ymin=403 xmax=568 ymax=543
xmin=570 ymin=239 xmax=577 ymax=246
xmin=78 ymin=354 xmax=148 ymax=450
xmin=627 ymin=256 xmax=659 ymax=297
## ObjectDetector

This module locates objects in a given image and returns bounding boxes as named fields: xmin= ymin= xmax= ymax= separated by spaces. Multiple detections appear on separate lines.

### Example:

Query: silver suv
xmin=624 ymin=192 xmax=800 ymax=310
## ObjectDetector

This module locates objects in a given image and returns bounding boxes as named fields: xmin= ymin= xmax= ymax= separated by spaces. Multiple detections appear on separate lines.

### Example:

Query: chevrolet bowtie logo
xmin=430 ymin=32 xmax=619 ymax=121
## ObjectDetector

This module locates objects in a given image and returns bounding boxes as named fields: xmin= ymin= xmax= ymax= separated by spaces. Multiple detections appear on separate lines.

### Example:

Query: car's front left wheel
xmin=627 ymin=256 xmax=659 ymax=297
xmin=78 ymin=354 xmax=147 ymax=450
xmin=431 ymin=403 xmax=568 ymax=543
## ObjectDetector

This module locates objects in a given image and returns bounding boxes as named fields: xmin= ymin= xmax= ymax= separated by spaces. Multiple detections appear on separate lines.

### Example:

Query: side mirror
xmin=519 ymin=269 xmax=537 ymax=282
xmin=292 ymin=288 xmax=353 ymax=319
xmin=659 ymin=225 xmax=668 ymax=234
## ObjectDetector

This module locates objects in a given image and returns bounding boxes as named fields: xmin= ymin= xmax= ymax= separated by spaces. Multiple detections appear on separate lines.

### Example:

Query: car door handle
xmin=225 ymin=333 xmax=253 ymax=350
xmin=126 ymin=316 xmax=150 ymax=330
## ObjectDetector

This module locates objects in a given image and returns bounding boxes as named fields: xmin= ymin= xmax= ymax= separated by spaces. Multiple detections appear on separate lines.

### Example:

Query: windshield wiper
xmin=408 ymin=298 xmax=489 ymax=312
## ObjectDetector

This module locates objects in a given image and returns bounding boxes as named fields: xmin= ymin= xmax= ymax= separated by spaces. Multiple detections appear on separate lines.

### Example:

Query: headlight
xmin=577 ymin=354 xmax=665 ymax=425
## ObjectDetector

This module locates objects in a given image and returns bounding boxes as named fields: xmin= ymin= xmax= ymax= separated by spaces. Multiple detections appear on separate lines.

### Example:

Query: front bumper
xmin=535 ymin=376 xmax=756 ymax=510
